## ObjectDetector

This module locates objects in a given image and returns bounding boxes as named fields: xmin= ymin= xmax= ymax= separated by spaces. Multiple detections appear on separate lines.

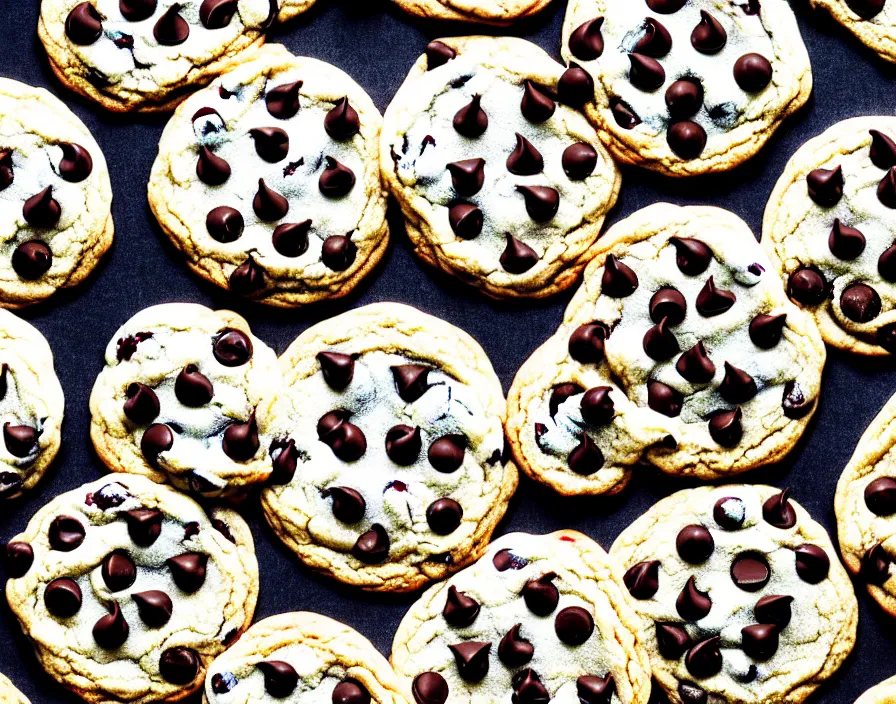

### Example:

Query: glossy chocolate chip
xmin=841 ymin=283 xmax=881 ymax=322
xmin=568 ymin=323 xmax=608 ymax=363
xmin=623 ymin=560 xmax=660 ymax=599
xmin=0 ymin=151 xmax=12 ymax=191
xmin=499 ymin=624 xmax=534 ymax=667
xmin=154 ymin=4 xmax=189 ymax=45
xmin=829 ymin=219 xmax=866 ymax=260
xmin=523 ymin=572 xmax=559 ymax=615
xmin=250 ymin=127 xmax=290 ymax=163
xmin=45 ymin=578 xmax=82 ymax=617
xmin=66 ymin=3 xmax=103 ymax=44
xmin=677 ymin=525 xmax=714 ymax=563
xmin=5 ymin=541 xmax=33 ymax=578
xmin=270 ymin=221 xmax=311 ymax=258
xmin=3 ymin=423 xmax=37 ymax=457
xmin=611 ymin=98 xmax=641 ymax=128
xmin=352 ymin=524 xmax=389 ymax=564
xmin=665 ymin=79 xmax=703 ymax=120
xmin=23 ymin=186 xmax=60 ymax=228
xmin=11 ymin=241 xmax=52 ymax=280
xmin=500 ymin=234 xmax=539 ymax=274
xmin=676 ymin=341 xmax=715 ymax=383
xmin=449 ymin=642 xmax=490 ymax=681
xmin=122 ymin=383 xmax=160 ymax=426
xmin=568 ymin=434 xmax=604 ymax=475
xmin=549 ymin=384 xmax=581 ymax=418
xmin=879 ymin=168 xmax=896 ymax=207
xmin=647 ymin=0 xmax=686 ymax=12
xmin=788 ymin=267 xmax=827 ymax=305
xmin=807 ymin=166 xmax=843 ymax=207
xmin=520 ymin=81 xmax=555 ymax=123
xmin=686 ymin=636 xmax=722 ymax=678
xmin=580 ymin=387 xmax=614 ymax=425
xmin=691 ymin=11 xmax=727 ymax=53
xmin=650 ymin=287 xmax=687 ymax=325
xmin=426 ymin=41 xmax=456 ymax=70
xmin=731 ymin=552 xmax=770 ymax=591
xmin=734 ymin=53 xmax=772 ymax=91
xmin=322 ymin=487 xmax=365 ymax=523
xmin=49 ymin=515 xmax=85 ymax=552
xmin=577 ymin=675 xmax=615 ymax=704
xmin=657 ymin=623 xmax=692 ymax=659
xmin=160 ymin=647 xmax=199 ymax=685
xmin=93 ymin=602 xmax=129 ymax=649
xmin=325 ymin=98 xmax=360 ymax=140
xmin=635 ymin=18 xmax=672 ymax=57
xmin=668 ymin=121 xmax=707 ymax=160
xmin=763 ymin=488 xmax=796 ymax=528
xmin=865 ymin=477 xmax=896 ymax=515
xmin=392 ymin=364 xmax=430 ymax=402
xmin=199 ymin=0 xmax=237 ymax=28
xmin=316 ymin=352 xmax=353 ymax=391
xmin=847 ymin=0 xmax=886 ymax=17
xmin=516 ymin=186 xmax=560 ymax=222
xmin=448 ymin=203 xmax=482 ymax=240
xmin=196 ymin=145 xmax=230 ymax=185
xmin=628 ymin=53 xmax=665 ymax=90
xmin=333 ymin=680 xmax=370 ymax=704
xmin=453 ymin=95 xmax=488 ymax=138
xmin=321 ymin=235 xmax=357 ymax=271
xmin=696 ymin=277 xmax=736 ymax=316
xmin=864 ymin=542 xmax=892 ymax=584
xmin=253 ymin=178 xmax=289 ymax=221
xmin=507 ymin=134 xmax=543 ymax=176
xmin=319 ymin=157 xmax=356 ymax=197
xmin=174 ymin=364 xmax=213 ymax=407
xmin=167 ymin=553 xmax=207 ymax=593
xmin=754 ymin=594 xmax=793 ymax=628
xmin=602 ymin=254 xmax=638 ymax=296
xmin=386 ymin=425 xmax=422 ymax=465
xmin=677 ymin=576 xmax=712 ymax=620
xmin=427 ymin=498 xmax=463 ymax=535
xmin=214 ymin=329 xmax=252 ymax=367
xmin=256 ymin=661 xmax=298 ymax=697
xmin=120 ymin=0 xmax=156 ymax=21
xmin=795 ymin=544 xmax=830 ymax=583
xmin=647 ymin=380 xmax=683 ymax=417
xmin=266 ymin=81 xmax=302 ymax=119
xmin=132 ymin=590 xmax=172 ymax=627
xmin=871 ymin=129 xmax=896 ymax=169
xmin=427 ymin=435 xmax=465 ymax=473
xmin=206 ymin=206 xmax=243 ymax=243
xmin=562 ymin=143 xmax=597 ymax=180
xmin=741 ymin=623 xmax=779 ymax=661
xmin=58 ymin=143 xmax=93 ymax=183
xmin=123 ymin=508 xmax=162 ymax=546
xmin=211 ymin=672 xmax=237 ymax=694
xmin=447 ymin=158 xmax=485 ymax=196
xmin=222 ymin=414 xmax=260 ymax=461
xmin=643 ymin=317 xmax=680 ymax=360
xmin=512 ymin=669 xmax=549 ymax=703
xmin=709 ymin=408 xmax=742 ymax=447
xmin=443 ymin=586 xmax=479 ymax=627
xmin=412 ymin=672 xmax=449 ymax=704
xmin=558 ymin=66 xmax=593 ymax=109
xmin=670 ymin=237 xmax=712 ymax=275
xmin=750 ymin=313 xmax=786 ymax=349
xmin=102 ymin=551 xmax=136 ymax=591
xmin=317 ymin=411 xmax=366 ymax=462
xmin=719 ymin=362 xmax=757 ymax=404
xmin=569 ymin=18 xmax=604 ymax=60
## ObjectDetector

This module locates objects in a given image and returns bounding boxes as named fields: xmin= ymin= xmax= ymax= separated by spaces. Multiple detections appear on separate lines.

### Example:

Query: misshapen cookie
xmin=149 ymin=45 xmax=389 ymax=307
xmin=5 ymin=474 xmax=258 ymax=704
xmin=89 ymin=303 xmax=284 ymax=498
xmin=561 ymin=0 xmax=811 ymax=176
xmin=612 ymin=485 xmax=857 ymax=704
xmin=38 ymin=0 xmax=316 ymax=112
xmin=388 ymin=0 xmax=553 ymax=24
xmin=856 ymin=676 xmax=896 ymax=704
xmin=0 ymin=674 xmax=29 ymax=704
xmin=261 ymin=303 xmax=517 ymax=592
xmin=0 ymin=78 xmax=113 ymax=307
xmin=203 ymin=612 xmax=408 ymax=702
xmin=381 ymin=37 xmax=621 ymax=299
xmin=764 ymin=117 xmax=896 ymax=355
xmin=391 ymin=530 xmax=652 ymax=704
xmin=506 ymin=204 xmax=825 ymax=497
xmin=810 ymin=0 xmax=896 ymax=64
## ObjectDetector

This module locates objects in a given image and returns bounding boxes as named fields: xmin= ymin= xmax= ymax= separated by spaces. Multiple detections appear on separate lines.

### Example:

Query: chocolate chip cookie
xmin=561 ymin=0 xmax=812 ymax=176
xmin=612 ymin=485 xmax=858 ymax=704
xmin=0 ymin=77 xmax=113 ymax=307
xmin=89 ymin=303 xmax=284 ymax=498
xmin=810 ymin=0 xmax=896 ymax=64
xmin=149 ymin=44 xmax=389 ymax=307
xmin=388 ymin=0 xmax=553 ymax=24
xmin=763 ymin=117 xmax=896 ymax=355
xmin=391 ymin=530 xmax=652 ymax=704
xmin=0 ymin=309 xmax=64 ymax=500
xmin=0 ymin=673 xmax=29 ymax=703
xmin=380 ymin=36 xmax=621 ymax=299
xmin=856 ymin=676 xmax=896 ymax=704
xmin=506 ymin=203 xmax=825 ymax=496
xmin=203 ymin=611 xmax=407 ymax=702
xmin=5 ymin=473 xmax=258 ymax=703
xmin=261 ymin=302 xmax=517 ymax=592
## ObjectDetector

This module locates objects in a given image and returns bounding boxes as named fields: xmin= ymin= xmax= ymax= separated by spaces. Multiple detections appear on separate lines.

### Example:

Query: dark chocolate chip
xmin=628 ymin=53 xmax=665 ymax=90
xmin=866 ymin=477 xmax=896 ymax=515
xmin=124 ymin=383 xmax=160 ymax=425
xmin=611 ymin=97 xmax=641 ymax=129
xmin=5 ymin=541 xmax=33 ymax=578
xmin=709 ymin=408 xmax=742 ymax=447
xmin=412 ymin=672 xmax=449 ymax=704
xmin=317 ymin=411 xmax=366 ymax=461
xmin=734 ymin=53 xmax=773 ymax=92
xmin=847 ymin=0 xmax=886 ymax=17
xmin=657 ymin=623 xmax=692 ymax=659
xmin=557 ymin=66 xmax=593 ymax=109
xmin=160 ymin=647 xmax=199 ymax=685
xmin=685 ymin=636 xmax=723 ymax=678
xmin=670 ymin=237 xmax=712 ymax=275
xmin=49 ymin=515 xmax=85 ymax=551
xmin=447 ymin=158 xmax=485 ymax=196
xmin=93 ymin=602 xmax=129 ymax=649
xmin=676 ymin=341 xmax=715 ymax=384
xmin=714 ymin=496 xmax=746 ymax=530
xmin=679 ymin=682 xmax=707 ymax=704
xmin=45 ymin=578 xmax=82 ymax=617
xmin=0 ymin=151 xmax=12 ymax=191
xmin=272 ymin=221 xmax=311 ymax=258
xmin=321 ymin=235 xmax=357 ymax=270
xmin=392 ymin=364 xmax=430 ymax=401
xmin=635 ymin=18 xmax=672 ymax=57
xmin=352 ymin=524 xmax=389 ymax=564
xmin=214 ymin=329 xmax=252 ymax=366
xmin=520 ymin=81 xmax=556 ymax=123
xmin=650 ymin=287 xmax=687 ymax=325
xmin=512 ymin=669 xmax=549 ymax=703
xmin=206 ymin=206 xmax=243 ymax=243
xmin=448 ymin=203 xmax=483 ymax=240
xmin=453 ymin=95 xmax=488 ymax=138
xmin=498 ymin=234 xmax=538 ymax=274
xmin=11 ymin=241 xmax=52 ymax=280
xmin=133 ymin=590 xmax=173 ymax=627
xmin=449 ymin=641 xmax=490 ymax=681
xmin=23 ymin=186 xmax=60 ymax=228
xmin=523 ymin=572 xmax=559 ymax=615
xmin=425 ymin=41 xmax=456 ymax=70
xmin=507 ymin=134 xmax=544 ymax=176
xmin=428 ymin=435 xmax=466 ymax=473
xmin=325 ymin=98 xmax=360 ymax=140
xmin=696 ymin=276 xmax=736 ymax=316
xmin=59 ymin=143 xmax=93 ymax=182
xmin=691 ymin=10 xmax=727 ymax=53
xmin=667 ymin=121 xmax=707 ymax=160
xmin=763 ymin=488 xmax=797 ymax=528
xmin=141 ymin=424 xmax=173 ymax=465
xmin=317 ymin=352 xmax=354 ymax=391
xmin=871 ymin=130 xmax=896 ymax=169
xmin=828 ymin=219 xmax=866 ymax=259
xmin=167 ymin=553 xmax=208 ymax=593
xmin=754 ymin=594 xmax=793 ymax=628
xmin=677 ymin=576 xmax=712 ymax=620
xmin=253 ymin=178 xmax=289 ymax=221
xmin=742 ymin=623 xmax=779 ymax=661
xmin=576 ymin=674 xmax=615 ymax=704
xmin=443 ymin=586 xmax=480 ymax=627
xmin=386 ymin=425 xmax=422 ymax=465
xmin=154 ymin=3 xmax=189 ymax=45
xmin=222 ymin=414 xmax=260 ymax=461
xmin=175 ymin=364 xmax=213 ymax=407
xmin=647 ymin=0 xmax=686 ymax=12
xmin=266 ymin=81 xmax=303 ymax=119
xmin=568 ymin=434 xmax=604 ymax=475
xmin=750 ymin=313 xmax=787 ymax=349
xmin=841 ymin=283 xmax=881 ymax=322
xmin=719 ymin=362 xmax=757 ymax=404
xmin=665 ymin=79 xmax=704 ymax=120
xmin=120 ymin=0 xmax=157 ymax=21
xmin=211 ymin=672 xmax=237 ymax=694
xmin=499 ymin=624 xmax=534 ymax=667
xmin=880 ymin=168 xmax=896 ymax=207
xmin=602 ymin=254 xmax=638 ymax=296
xmin=623 ymin=560 xmax=660 ymax=599
xmin=319 ymin=156 xmax=356 ymax=197
xmin=569 ymin=18 xmax=604 ymax=60
xmin=199 ymin=0 xmax=237 ymax=28
xmin=581 ymin=386 xmax=614 ymax=425
xmin=878 ymin=323 xmax=896 ymax=352
xmin=333 ymin=680 xmax=371 ymax=704
xmin=493 ymin=548 xmax=528 ymax=571
xmin=516 ymin=186 xmax=559 ymax=222
xmin=257 ymin=661 xmax=298 ymax=697
xmin=102 ymin=551 xmax=136 ymax=591
xmin=647 ymin=380 xmax=683 ymax=417
xmin=196 ymin=145 xmax=230 ymax=186
xmin=677 ymin=525 xmax=714 ymax=563
xmin=427 ymin=498 xmax=463 ymax=535
xmin=731 ymin=552 xmax=770 ymax=591
xmin=555 ymin=606 xmax=593 ymax=645
xmin=123 ymin=508 xmax=162 ymax=546
xmin=322 ymin=487 xmax=365 ymax=523
xmin=864 ymin=542 xmax=892 ymax=584
xmin=562 ymin=143 xmax=597 ymax=180
xmin=2 ymin=423 xmax=37 ymax=457
xmin=66 ymin=3 xmax=103 ymax=44
xmin=643 ymin=317 xmax=680 ymax=360
xmin=568 ymin=323 xmax=607 ymax=363
xmin=250 ymin=127 xmax=289 ymax=163
xmin=807 ymin=166 xmax=843 ymax=207
xmin=795 ymin=544 xmax=830 ymax=583
xmin=788 ymin=267 xmax=827 ymax=305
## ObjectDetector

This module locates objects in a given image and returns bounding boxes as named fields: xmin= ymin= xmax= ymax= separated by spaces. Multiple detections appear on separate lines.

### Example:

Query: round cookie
xmin=388 ymin=0 xmax=553 ymax=24
xmin=261 ymin=302 xmax=517 ymax=592
xmin=89 ymin=303 xmax=284 ymax=498
xmin=0 ymin=77 xmax=113 ymax=307
xmin=856 ymin=676 xmax=896 ymax=704
xmin=763 ymin=117 xmax=896 ymax=356
xmin=5 ymin=473 xmax=258 ymax=704
xmin=0 ymin=674 xmax=30 ymax=704
xmin=391 ymin=530 xmax=652 ymax=704
xmin=203 ymin=612 xmax=407 ymax=702
xmin=380 ymin=36 xmax=621 ymax=299
xmin=612 ymin=485 xmax=858 ymax=704
xmin=38 ymin=0 xmax=317 ymax=113
xmin=0 ymin=309 xmax=64 ymax=499
xmin=809 ymin=0 xmax=896 ymax=64
xmin=506 ymin=203 xmax=825 ymax=496
xmin=561 ymin=0 xmax=812 ymax=176
xmin=149 ymin=44 xmax=389 ymax=307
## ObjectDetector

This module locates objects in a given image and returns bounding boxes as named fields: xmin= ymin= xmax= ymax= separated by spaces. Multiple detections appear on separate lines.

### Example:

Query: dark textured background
xmin=0 ymin=0 xmax=893 ymax=701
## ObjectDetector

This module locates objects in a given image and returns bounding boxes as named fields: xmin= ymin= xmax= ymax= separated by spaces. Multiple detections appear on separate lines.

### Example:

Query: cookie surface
xmin=0 ymin=77 xmax=113 ymax=307
xmin=381 ymin=36 xmax=621 ymax=299
xmin=561 ymin=0 xmax=811 ymax=176
xmin=391 ymin=530 xmax=652 ymax=704
xmin=89 ymin=303 xmax=284 ymax=498
xmin=856 ymin=676 xmax=896 ymax=704
xmin=38 ymin=0 xmax=316 ymax=112
xmin=203 ymin=611 xmax=407 ymax=702
xmin=763 ymin=117 xmax=896 ymax=355
xmin=388 ymin=0 xmax=553 ymax=24
xmin=149 ymin=44 xmax=389 ymax=307
xmin=612 ymin=485 xmax=857 ymax=704
xmin=261 ymin=302 xmax=517 ymax=592
xmin=0 ymin=673 xmax=29 ymax=704
xmin=5 ymin=473 xmax=258 ymax=704
xmin=506 ymin=203 xmax=825 ymax=496
xmin=0 ymin=309 xmax=64 ymax=499
xmin=810 ymin=0 xmax=896 ymax=64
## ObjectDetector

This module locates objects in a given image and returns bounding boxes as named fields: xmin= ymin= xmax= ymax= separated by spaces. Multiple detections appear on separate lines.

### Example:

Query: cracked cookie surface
xmin=763 ymin=117 xmax=896 ymax=355
xmin=0 ymin=77 xmax=113 ymax=307
xmin=506 ymin=203 xmax=825 ymax=496
xmin=89 ymin=303 xmax=284 ymax=498
xmin=388 ymin=0 xmax=554 ymax=25
xmin=612 ymin=485 xmax=857 ymax=704
xmin=149 ymin=45 xmax=389 ymax=307
xmin=856 ymin=675 xmax=896 ymax=704
xmin=810 ymin=0 xmax=896 ymax=64
xmin=380 ymin=36 xmax=621 ymax=299
xmin=202 ymin=611 xmax=408 ymax=702
xmin=561 ymin=0 xmax=811 ymax=176
xmin=0 ymin=673 xmax=29 ymax=704
xmin=38 ymin=0 xmax=317 ymax=112
xmin=4 ymin=473 xmax=258 ymax=704
xmin=261 ymin=302 xmax=517 ymax=592
xmin=391 ymin=530 xmax=651 ymax=704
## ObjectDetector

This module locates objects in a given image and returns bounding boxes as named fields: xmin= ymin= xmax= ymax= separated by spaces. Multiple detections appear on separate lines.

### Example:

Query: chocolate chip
xmin=132 ymin=590 xmax=172 ymax=627
xmin=23 ymin=186 xmax=60 ymax=228
xmin=443 ymin=586 xmax=480 ymax=627
xmin=691 ymin=10 xmax=727 ymax=53
xmin=878 ymin=323 xmax=896 ymax=352
xmin=66 ymin=3 xmax=103 ymax=44
xmin=493 ymin=548 xmax=528 ymax=571
xmin=383 ymin=425 xmax=420 ymax=465
xmin=352 ymin=524 xmax=389 ymax=564
xmin=11 ymin=240 xmax=51 ymax=280
xmin=321 ymin=235 xmax=357 ymax=270
xmin=507 ymin=134 xmax=543 ymax=176
xmin=427 ymin=498 xmax=463 ymax=535
xmin=847 ymin=0 xmax=886 ymax=17
xmin=205 ymin=206 xmax=243 ymax=243
xmin=714 ymin=496 xmax=746 ymax=530
xmin=392 ymin=364 xmax=430 ymax=401
xmin=266 ymin=81 xmax=302 ymax=119
xmin=211 ymin=672 xmax=237 ymax=694
xmin=167 ymin=553 xmax=207 ymax=592
xmin=140 ymin=423 xmax=173 ymax=465
xmin=2 ymin=423 xmax=36 ymax=457
xmin=866 ymin=477 xmax=896 ymax=515
xmin=199 ymin=0 xmax=237 ymax=27
xmin=316 ymin=352 xmax=354 ymax=391
xmin=123 ymin=382 xmax=159 ymax=424
xmin=0 ymin=151 xmax=12 ymax=191
xmin=731 ymin=552 xmax=770 ymax=591
xmin=665 ymin=79 xmax=703 ymax=120
xmin=429 ymin=435 xmax=466 ymax=472
xmin=250 ymin=127 xmax=290 ymax=163
xmin=734 ymin=53 xmax=772 ymax=91
xmin=676 ymin=341 xmax=715 ymax=383
xmin=196 ymin=145 xmax=231 ymax=185
xmin=719 ymin=362 xmax=757 ymax=404
xmin=568 ymin=434 xmax=604 ymax=475
xmin=319 ymin=157 xmax=356 ymax=197
xmin=709 ymin=408 xmax=742 ymax=447
xmin=657 ymin=623 xmax=692 ymax=659
xmin=516 ymin=185 xmax=560 ymax=223
xmin=761 ymin=488 xmax=796 ymax=528
xmin=871 ymin=129 xmax=896 ymax=169
xmin=447 ymin=158 xmax=485 ymax=196
xmin=520 ymin=81 xmax=555 ymax=123
xmin=561 ymin=143 xmax=597 ymax=181
xmin=230 ymin=256 xmax=265 ymax=294
xmin=581 ymin=386 xmax=614 ymax=425
xmin=448 ymin=203 xmax=483 ymax=240
xmin=749 ymin=313 xmax=786 ymax=349
xmin=643 ymin=317 xmax=680 ymax=361
xmin=788 ymin=267 xmax=827 ymax=305
xmin=160 ymin=647 xmax=199 ymax=685
xmin=880 ymin=168 xmax=896 ymax=207
xmin=667 ymin=121 xmax=707 ymax=160
xmin=841 ymin=282 xmax=881 ymax=322
xmin=647 ymin=380 xmax=683 ymax=417
xmin=623 ymin=560 xmax=660 ymax=599
xmin=102 ymin=551 xmax=136 ymax=592
xmin=635 ymin=18 xmax=672 ymax=57
xmin=647 ymin=0 xmax=686 ymax=11
xmin=317 ymin=411 xmax=366 ymax=461
xmin=257 ymin=661 xmax=299 ymax=697
xmin=325 ymin=97 xmax=360 ymax=140
xmin=93 ymin=602 xmax=129 ymax=649
xmin=696 ymin=276 xmax=736 ymax=317
xmin=829 ymin=219 xmax=866 ymax=260
xmin=453 ymin=95 xmax=488 ymax=138
xmin=754 ymin=594 xmax=793 ymax=628
xmin=333 ymin=680 xmax=370 ymax=704
xmin=512 ymin=669 xmax=549 ymax=703
xmin=120 ymin=0 xmax=156 ymax=21
xmin=173 ymin=364 xmax=213 ymax=407
xmin=523 ymin=572 xmax=559 ymax=615
xmin=576 ymin=675 xmax=614 ymax=704
xmin=49 ymin=515 xmax=85 ymax=552
xmin=45 ymin=578 xmax=82 ymax=617
xmin=123 ymin=508 xmax=162 ymax=546
xmin=5 ymin=541 xmax=33 ymax=578
xmin=611 ymin=97 xmax=641 ymax=128
xmin=222 ymin=414 xmax=259 ymax=461
xmin=322 ymin=487 xmax=365 ymax=523
xmin=555 ymin=606 xmax=593 ymax=645
xmin=677 ymin=525 xmax=714 ymax=563
xmin=807 ymin=166 xmax=843 ymax=207
xmin=628 ymin=53 xmax=665 ymax=90
xmin=569 ymin=18 xmax=604 ymax=60
xmin=679 ymin=682 xmax=707 ymax=704
xmin=794 ymin=544 xmax=830 ymax=583
xmin=739 ymin=623 xmax=779 ymax=662
xmin=558 ymin=66 xmax=593 ymax=109
xmin=58 ymin=143 xmax=93 ymax=183
xmin=864 ymin=542 xmax=892 ymax=584
xmin=650 ymin=287 xmax=687 ymax=325
xmin=412 ymin=672 xmax=448 ymax=704
xmin=568 ymin=323 xmax=607 ymax=363
xmin=154 ymin=3 xmax=189 ymax=45
xmin=670 ymin=237 xmax=712 ymax=275
xmin=425 ymin=41 xmax=456 ymax=70
xmin=685 ymin=636 xmax=722 ymax=678
xmin=498 ymin=234 xmax=538 ymax=274
xmin=253 ymin=178 xmax=289 ymax=220
xmin=449 ymin=641 xmax=490 ymax=681
xmin=499 ymin=624 xmax=534 ymax=667
xmin=602 ymin=254 xmax=638 ymax=296
xmin=676 ymin=576 xmax=712 ymax=620
xmin=214 ymin=329 xmax=252 ymax=367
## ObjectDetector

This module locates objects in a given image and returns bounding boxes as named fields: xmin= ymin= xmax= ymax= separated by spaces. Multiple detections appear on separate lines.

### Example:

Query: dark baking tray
xmin=0 ymin=0 xmax=894 ymax=701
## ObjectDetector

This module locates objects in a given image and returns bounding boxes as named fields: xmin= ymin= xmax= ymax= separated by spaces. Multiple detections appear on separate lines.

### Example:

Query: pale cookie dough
xmin=381 ymin=36 xmax=621 ymax=299
xmin=261 ymin=302 xmax=517 ymax=592
xmin=38 ymin=0 xmax=317 ymax=113
xmin=4 ymin=473 xmax=258 ymax=704
xmin=612 ymin=485 xmax=858 ymax=704
xmin=810 ymin=0 xmax=896 ymax=64
xmin=391 ymin=530 xmax=652 ymax=704
xmin=0 ymin=309 xmax=64 ymax=499
xmin=89 ymin=303 xmax=284 ymax=498
xmin=0 ymin=77 xmax=113 ymax=307
xmin=506 ymin=203 xmax=825 ymax=497
xmin=203 ymin=612 xmax=408 ymax=702
xmin=763 ymin=117 xmax=896 ymax=356
xmin=149 ymin=44 xmax=389 ymax=307
xmin=0 ymin=674 xmax=30 ymax=704
xmin=857 ymin=676 xmax=896 ymax=704
xmin=561 ymin=0 xmax=812 ymax=176
xmin=388 ymin=0 xmax=554 ymax=25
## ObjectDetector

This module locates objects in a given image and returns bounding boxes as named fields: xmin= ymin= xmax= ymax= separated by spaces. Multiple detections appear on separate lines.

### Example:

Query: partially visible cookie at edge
xmin=856 ymin=675 xmax=896 ymax=704
xmin=388 ymin=0 xmax=554 ymax=25
xmin=0 ymin=673 xmax=30 ymax=704
xmin=810 ymin=0 xmax=896 ymax=64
